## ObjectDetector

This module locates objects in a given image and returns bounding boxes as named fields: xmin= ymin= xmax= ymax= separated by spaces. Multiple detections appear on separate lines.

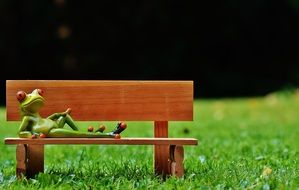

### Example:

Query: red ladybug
xmin=31 ymin=134 xmax=37 ymax=139
xmin=99 ymin=124 xmax=106 ymax=132
xmin=120 ymin=122 xmax=127 ymax=129
xmin=88 ymin=126 xmax=94 ymax=132
xmin=114 ymin=134 xmax=121 ymax=139
xmin=40 ymin=133 xmax=46 ymax=138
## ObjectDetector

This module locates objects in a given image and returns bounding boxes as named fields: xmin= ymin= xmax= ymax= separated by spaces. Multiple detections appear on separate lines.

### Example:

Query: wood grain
xmin=5 ymin=137 xmax=198 ymax=145
xmin=26 ymin=145 xmax=44 ymax=178
xmin=4 ymin=138 xmax=198 ymax=145
xmin=16 ymin=144 xmax=27 ymax=178
xmin=6 ymin=80 xmax=193 ymax=121
xmin=154 ymin=121 xmax=170 ymax=176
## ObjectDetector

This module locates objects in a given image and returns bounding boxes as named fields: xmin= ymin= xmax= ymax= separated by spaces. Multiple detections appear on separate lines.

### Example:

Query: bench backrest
xmin=6 ymin=80 xmax=193 ymax=121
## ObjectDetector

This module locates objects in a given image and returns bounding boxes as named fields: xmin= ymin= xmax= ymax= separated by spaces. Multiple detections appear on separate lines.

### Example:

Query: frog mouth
xmin=23 ymin=97 xmax=45 ymax=109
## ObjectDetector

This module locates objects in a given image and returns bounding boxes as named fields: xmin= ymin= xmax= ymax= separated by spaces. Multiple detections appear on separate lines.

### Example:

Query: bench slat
xmin=5 ymin=138 xmax=198 ymax=145
xmin=6 ymin=80 xmax=193 ymax=121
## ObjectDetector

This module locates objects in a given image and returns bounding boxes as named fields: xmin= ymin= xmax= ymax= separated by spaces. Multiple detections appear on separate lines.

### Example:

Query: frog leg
xmin=47 ymin=128 xmax=116 ymax=138
xmin=56 ymin=114 xmax=79 ymax=131
xmin=18 ymin=116 xmax=33 ymax=138
xmin=47 ymin=108 xmax=71 ymax=120
xmin=47 ymin=113 xmax=63 ymax=120
xmin=48 ymin=109 xmax=79 ymax=131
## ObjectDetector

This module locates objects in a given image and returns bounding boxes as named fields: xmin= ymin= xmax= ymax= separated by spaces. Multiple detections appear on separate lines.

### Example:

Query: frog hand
xmin=62 ymin=108 xmax=72 ymax=116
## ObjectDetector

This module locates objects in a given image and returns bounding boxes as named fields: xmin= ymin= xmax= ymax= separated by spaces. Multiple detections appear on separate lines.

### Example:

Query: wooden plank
xmin=26 ymin=145 xmax=44 ymax=178
xmin=16 ymin=144 xmax=27 ymax=178
xmin=154 ymin=121 xmax=170 ymax=176
xmin=5 ymin=137 xmax=198 ymax=145
xmin=6 ymin=80 xmax=193 ymax=121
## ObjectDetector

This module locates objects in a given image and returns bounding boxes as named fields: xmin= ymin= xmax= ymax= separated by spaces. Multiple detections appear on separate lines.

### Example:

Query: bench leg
xmin=16 ymin=144 xmax=27 ymax=178
xmin=16 ymin=144 xmax=44 ymax=178
xmin=154 ymin=121 xmax=170 ymax=177
xmin=26 ymin=145 xmax=44 ymax=178
xmin=169 ymin=145 xmax=184 ymax=177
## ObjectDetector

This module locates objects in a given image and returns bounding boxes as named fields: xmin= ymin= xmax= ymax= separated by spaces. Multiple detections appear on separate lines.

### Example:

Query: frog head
xmin=16 ymin=89 xmax=45 ymax=118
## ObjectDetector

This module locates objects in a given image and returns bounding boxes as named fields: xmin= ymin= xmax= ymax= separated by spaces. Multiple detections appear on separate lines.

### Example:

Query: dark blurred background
xmin=1 ymin=0 xmax=299 ymax=104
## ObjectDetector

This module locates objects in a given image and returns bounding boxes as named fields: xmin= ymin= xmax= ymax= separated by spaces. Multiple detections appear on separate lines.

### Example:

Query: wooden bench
xmin=4 ymin=80 xmax=197 ymax=178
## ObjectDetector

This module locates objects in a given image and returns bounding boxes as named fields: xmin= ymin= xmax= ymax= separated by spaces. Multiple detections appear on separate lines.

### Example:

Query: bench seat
xmin=5 ymin=138 xmax=198 ymax=145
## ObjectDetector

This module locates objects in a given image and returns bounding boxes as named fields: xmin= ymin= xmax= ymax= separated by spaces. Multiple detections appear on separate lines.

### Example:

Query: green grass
xmin=0 ymin=90 xmax=299 ymax=189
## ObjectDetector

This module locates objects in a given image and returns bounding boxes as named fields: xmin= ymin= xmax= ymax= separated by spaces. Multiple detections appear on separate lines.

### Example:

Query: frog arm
xmin=47 ymin=113 xmax=61 ymax=120
xmin=47 ymin=108 xmax=71 ymax=120
xmin=18 ymin=116 xmax=33 ymax=138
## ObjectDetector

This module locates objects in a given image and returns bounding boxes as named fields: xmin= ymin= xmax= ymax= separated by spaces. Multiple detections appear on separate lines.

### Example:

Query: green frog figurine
xmin=16 ymin=89 xmax=126 ymax=139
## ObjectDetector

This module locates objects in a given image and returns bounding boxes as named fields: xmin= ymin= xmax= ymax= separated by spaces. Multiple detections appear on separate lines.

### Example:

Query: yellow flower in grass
xmin=262 ymin=166 xmax=272 ymax=178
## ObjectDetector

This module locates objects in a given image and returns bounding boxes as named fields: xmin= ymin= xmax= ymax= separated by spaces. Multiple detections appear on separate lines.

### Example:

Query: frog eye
xmin=16 ymin=91 xmax=26 ymax=102
xmin=37 ymin=89 xmax=44 ymax=96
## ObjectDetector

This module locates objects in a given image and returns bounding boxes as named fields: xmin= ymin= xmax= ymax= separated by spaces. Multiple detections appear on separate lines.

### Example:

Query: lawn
xmin=0 ymin=90 xmax=298 ymax=189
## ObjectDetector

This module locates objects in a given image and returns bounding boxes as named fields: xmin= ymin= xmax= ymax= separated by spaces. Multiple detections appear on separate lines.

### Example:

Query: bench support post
xmin=16 ymin=144 xmax=44 ymax=178
xmin=169 ymin=145 xmax=184 ymax=177
xmin=27 ymin=145 xmax=44 ymax=178
xmin=154 ymin=121 xmax=170 ymax=176
xmin=16 ymin=144 xmax=27 ymax=178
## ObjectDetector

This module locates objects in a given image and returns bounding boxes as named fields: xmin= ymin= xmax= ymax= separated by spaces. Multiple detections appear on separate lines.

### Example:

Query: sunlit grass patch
xmin=0 ymin=90 xmax=298 ymax=189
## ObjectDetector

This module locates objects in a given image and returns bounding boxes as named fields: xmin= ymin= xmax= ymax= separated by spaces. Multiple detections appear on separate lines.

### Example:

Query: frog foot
xmin=112 ymin=122 xmax=127 ymax=134
xmin=114 ymin=134 xmax=121 ymax=139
